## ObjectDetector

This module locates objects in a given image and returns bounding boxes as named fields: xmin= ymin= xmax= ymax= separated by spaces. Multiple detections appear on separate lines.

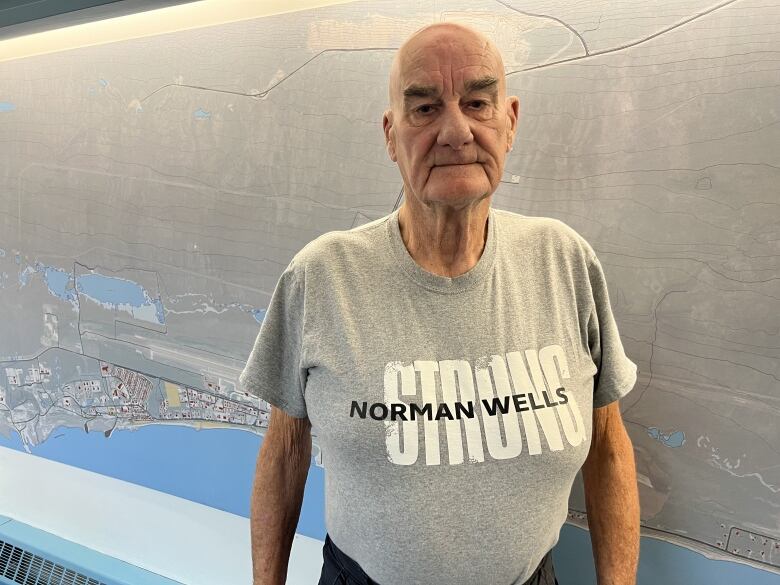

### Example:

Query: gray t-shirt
xmin=239 ymin=206 xmax=638 ymax=585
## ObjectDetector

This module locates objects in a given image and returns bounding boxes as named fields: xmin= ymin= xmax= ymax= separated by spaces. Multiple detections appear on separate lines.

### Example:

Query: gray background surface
xmin=0 ymin=0 xmax=777 ymax=574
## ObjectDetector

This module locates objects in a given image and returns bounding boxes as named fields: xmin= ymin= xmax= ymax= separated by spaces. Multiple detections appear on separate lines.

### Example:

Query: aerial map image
xmin=0 ymin=0 xmax=777 ymax=584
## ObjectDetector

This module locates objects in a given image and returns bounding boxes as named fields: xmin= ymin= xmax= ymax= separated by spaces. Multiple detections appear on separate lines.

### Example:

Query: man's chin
xmin=420 ymin=187 xmax=491 ymax=207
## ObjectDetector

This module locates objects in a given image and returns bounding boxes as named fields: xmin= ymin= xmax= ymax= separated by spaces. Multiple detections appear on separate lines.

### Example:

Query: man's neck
xmin=397 ymin=197 xmax=491 ymax=278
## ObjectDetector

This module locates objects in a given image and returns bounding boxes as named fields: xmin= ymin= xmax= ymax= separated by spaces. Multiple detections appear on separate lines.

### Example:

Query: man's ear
xmin=383 ymin=109 xmax=397 ymax=162
xmin=505 ymin=96 xmax=520 ymax=152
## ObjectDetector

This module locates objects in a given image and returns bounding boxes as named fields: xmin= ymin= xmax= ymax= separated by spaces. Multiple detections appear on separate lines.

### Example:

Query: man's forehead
xmin=389 ymin=25 xmax=504 ymax=103
xmin=402 ymin=37 xmax=499 ymax=75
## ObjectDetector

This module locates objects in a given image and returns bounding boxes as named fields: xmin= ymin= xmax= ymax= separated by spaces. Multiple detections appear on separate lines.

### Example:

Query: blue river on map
xmin=0 ymin=425 xmax=326 ymax=540
xmin=24 ymin=261 xmax=262 ymax=325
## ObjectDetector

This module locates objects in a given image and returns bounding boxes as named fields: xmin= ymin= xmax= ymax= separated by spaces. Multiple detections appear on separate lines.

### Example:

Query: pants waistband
xmin=324 ymin=534 xmax=553 ymax=585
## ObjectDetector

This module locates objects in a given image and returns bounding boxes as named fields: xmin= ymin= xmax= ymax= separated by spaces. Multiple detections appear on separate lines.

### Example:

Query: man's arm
xmin=251 ymin=407 xmax=312 ymax=585
xmin=581 ymin=400 xmax=640 ymax=585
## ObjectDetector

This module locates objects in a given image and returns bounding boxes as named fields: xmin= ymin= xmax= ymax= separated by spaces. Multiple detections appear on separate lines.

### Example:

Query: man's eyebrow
xmin=403 ymin=75 xmax=499 ymax=105
xmin=464 ymin=75 xmax=499 ymax=95
xmin=403 ymin=84 xmax=439 ymax=101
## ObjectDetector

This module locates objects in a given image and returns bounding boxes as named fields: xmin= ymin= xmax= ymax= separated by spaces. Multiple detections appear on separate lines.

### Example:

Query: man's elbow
xmin=584 ymin=401 xmax=634 ymax=470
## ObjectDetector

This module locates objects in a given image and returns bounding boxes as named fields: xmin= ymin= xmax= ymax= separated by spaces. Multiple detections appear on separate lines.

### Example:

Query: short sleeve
xmin=586 ymin=252 xmax=638 ymax=408
xmin=238 ymin=259 xmax=308 ymax=419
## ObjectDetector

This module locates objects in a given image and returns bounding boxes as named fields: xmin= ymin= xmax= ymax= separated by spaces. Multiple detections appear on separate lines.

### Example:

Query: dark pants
xmin=318 ymin=533 xmax=559 ymax=585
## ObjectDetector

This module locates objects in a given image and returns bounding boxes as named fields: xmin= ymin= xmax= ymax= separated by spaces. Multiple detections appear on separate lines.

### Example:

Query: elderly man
xmin=239 ymin=22 xmax=640 ymax=585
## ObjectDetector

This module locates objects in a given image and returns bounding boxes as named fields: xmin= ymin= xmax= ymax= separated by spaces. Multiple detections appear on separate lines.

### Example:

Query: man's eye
xmin=414 ymin=102 xmax=488 ymax=115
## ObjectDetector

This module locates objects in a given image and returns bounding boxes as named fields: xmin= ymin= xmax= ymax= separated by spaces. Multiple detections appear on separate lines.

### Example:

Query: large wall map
xmin=0 ymin=0 xmax=777 ymax=576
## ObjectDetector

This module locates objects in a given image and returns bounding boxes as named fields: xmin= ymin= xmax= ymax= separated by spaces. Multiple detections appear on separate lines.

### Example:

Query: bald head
xmin=381 ymin=22 xmax=519 ymax=209
xmin=388 ymin=22 xmax=506 ymax=112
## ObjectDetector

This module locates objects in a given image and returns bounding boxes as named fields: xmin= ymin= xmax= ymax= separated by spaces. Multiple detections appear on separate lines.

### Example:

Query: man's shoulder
xmin=290 ymin=211 xmax=393 ymax=271
xmin=494 ymin=208 xmax=596 ymax=261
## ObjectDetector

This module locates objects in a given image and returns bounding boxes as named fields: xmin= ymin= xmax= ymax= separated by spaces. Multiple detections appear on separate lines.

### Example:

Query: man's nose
xmin=436 ymin=103 xmax=474 ymax=151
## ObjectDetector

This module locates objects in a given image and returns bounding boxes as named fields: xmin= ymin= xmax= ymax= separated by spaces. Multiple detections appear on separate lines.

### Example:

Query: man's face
xmin=383 ymin=26 xmax=519 ymax=209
